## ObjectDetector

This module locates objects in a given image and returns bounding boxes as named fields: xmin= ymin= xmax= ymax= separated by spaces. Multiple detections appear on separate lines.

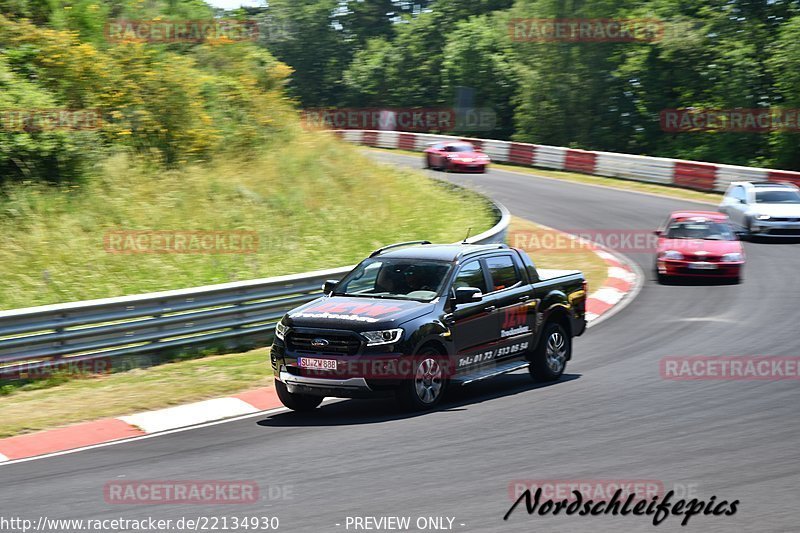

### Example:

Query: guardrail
xmin=0 ymin=202 xmax=509 ymax=379
xmin=337 ymin=130 xmax=800 ymax=192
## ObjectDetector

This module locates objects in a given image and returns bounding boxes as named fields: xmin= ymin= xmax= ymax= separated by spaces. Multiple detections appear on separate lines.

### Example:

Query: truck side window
xmin=453 ymin=260 xmax=487 ymax=293
xmin=485 ymin=255 xmax=522 ymax=292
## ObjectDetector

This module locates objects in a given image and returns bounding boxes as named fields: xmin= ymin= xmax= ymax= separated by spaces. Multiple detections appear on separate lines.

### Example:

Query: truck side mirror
xmin=322 ymin=280 xmax=339 ymax=295
xmin=454 ymin=287 xmax=483 ymax=304
xmin=653 ymin=229 xmax=662 ymax=236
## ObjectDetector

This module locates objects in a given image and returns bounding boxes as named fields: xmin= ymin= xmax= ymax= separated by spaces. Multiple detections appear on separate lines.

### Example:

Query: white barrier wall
xmin=376 ymin=130 xmax=399 ymax=149
xmin=342 ymin=130 xmax=363 ymax=144
xmin=481 ymin=139 xmax=511 ymax=162
xmin=532 ymin=145 xmax=567 ymax=170
xmin=336 ymin=130 xmax=800 ymax=192
xmin=714 ymin=164 xmax=770 ymax=193
xmin=595 ymin=152 xmax=675 ymax=185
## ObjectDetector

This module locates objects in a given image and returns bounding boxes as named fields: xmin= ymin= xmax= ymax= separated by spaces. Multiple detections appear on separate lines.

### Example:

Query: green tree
xmin=766 ymin=14 xmax=800 ymax=169
xmin=259 ymin=0 xmax=349 ymax=106
xmin=442 ymin=14 xmax=520 ymax=137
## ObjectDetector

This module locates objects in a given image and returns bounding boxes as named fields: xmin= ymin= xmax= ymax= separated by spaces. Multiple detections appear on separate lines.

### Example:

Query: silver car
xmin=719 ymin=181 xmax=800 ymax=237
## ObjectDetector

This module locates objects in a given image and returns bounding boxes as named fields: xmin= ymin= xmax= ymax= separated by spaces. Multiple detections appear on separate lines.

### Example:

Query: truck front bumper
xmin=277 ymin=368 xmax=395 ymax=399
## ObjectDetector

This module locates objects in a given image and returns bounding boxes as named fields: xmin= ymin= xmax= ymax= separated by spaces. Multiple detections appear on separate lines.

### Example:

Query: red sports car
xmin=655 ymin=211 xmax=745 ymax=283
xmin=424 ymin=141 xmax=490 ymax=173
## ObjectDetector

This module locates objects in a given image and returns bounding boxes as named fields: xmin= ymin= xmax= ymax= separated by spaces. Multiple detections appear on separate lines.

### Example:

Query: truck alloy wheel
xmin=414 ymin=357 xmax=444 ymax=405
xmin=397 ymin=349 xmax=447 ymax=410
xmin=530 ymin=322 xmax=570 ymax=382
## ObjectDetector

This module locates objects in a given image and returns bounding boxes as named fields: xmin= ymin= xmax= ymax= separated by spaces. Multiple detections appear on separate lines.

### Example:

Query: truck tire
xmin=529 ymin=322 xmax=570 ymax=382
xmin=275 ymin=379 xmax=323 ymax=412
xmin=396 ymin=348 xmax=447 ymax=410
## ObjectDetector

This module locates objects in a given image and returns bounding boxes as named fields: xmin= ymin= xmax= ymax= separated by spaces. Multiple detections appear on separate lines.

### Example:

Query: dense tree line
xmin=0 ymin=0 xmax=294 ymax=184
xmin=260 ymin=0 xmax=800 ymax=170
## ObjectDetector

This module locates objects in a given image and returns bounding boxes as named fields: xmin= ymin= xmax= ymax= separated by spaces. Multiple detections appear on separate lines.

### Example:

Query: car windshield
xmin=665 ymin=220 xmax=736 ymax=241
xmin=448 ymin=144 xmax=474 ymax=152
xmin=333 ymin=258 xmax=452 ymax=302
xmin=755 ymin=190 xmax=800 ymax=203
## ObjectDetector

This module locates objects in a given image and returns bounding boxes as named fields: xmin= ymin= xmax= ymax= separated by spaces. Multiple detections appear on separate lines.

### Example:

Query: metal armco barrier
xmin=0 ymin=203 xmax=509 ymax=378
xmin=341 ymin=129 xmax=800 ymax=192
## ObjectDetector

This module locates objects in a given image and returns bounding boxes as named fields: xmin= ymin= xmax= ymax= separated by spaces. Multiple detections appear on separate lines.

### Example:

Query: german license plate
xmin=298 ymin=357 xmax=337 ymax=371
xmin=688 ymin=262 xmax=717 ymax=270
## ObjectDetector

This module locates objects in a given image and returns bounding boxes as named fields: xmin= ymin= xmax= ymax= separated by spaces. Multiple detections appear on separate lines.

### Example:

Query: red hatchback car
xmin=655 ymin=211 xmax=745 ymax=284
xmin=424 ymin=141 xmax=490 ymax=173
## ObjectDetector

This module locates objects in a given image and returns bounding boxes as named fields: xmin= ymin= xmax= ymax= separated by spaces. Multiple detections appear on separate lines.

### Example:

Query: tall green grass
xmin=0 ymin=132 xmax=494 ymax=309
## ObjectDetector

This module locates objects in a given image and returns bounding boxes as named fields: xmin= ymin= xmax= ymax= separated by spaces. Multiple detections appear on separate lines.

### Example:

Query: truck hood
xmin=285 ymin=296 xmax=436 ymax=331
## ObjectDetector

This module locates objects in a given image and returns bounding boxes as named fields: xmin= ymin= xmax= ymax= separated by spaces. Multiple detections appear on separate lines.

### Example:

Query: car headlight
xmin=661 ymin=250 xmax=684 ymax=260
xmin=721 ymin=252 xmax=743 ymax=262
xmin=361 ymin=328 xmax=403 ymax=346
xmin=756 ymin=214 xmax=771 ymax=220
xmin=275 ymin=320 xmax=289 ymax=340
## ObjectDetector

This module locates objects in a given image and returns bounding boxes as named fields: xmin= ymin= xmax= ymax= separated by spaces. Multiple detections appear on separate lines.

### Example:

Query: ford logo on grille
xmin=311 ymin=338 xmax=329 ymax=347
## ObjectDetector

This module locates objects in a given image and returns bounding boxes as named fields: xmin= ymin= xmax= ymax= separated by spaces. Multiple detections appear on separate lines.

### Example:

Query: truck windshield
xmin=334 ymin=259 xmax=452 ymax=302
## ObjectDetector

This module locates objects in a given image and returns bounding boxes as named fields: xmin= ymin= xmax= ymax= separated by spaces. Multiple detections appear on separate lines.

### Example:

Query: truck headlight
xmin=661 ymin=250 xmax=684 ymax=260
xmin=756 ymin=214 xmax=771 ymax=220
xmin=721 ymin=252 xmax=743 ymax=262
xmin=275 ymin=320 xmax=289 ymax=340
xmin=362 ymin=328 xmax=403 ymax=346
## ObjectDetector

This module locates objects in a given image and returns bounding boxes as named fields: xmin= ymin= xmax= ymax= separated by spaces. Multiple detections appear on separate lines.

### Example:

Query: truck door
xmin=447 ymin=259 xmax=500 ymax=372
xmin=484 ymin=253 xmax=536 ymax=361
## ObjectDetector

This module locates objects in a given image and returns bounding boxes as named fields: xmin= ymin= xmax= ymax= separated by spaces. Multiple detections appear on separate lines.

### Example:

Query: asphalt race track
xmin=2 ymin=150 xmax=800 ymax=532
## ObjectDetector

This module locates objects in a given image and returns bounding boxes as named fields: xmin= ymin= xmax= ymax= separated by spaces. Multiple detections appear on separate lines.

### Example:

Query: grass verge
xmin=0 ymin=348 xmax=272 ymax=438
xmin=0 ymin=132 xmax=495 ymax=310
xmin=0 ymin=218 xmax=609 ymax=438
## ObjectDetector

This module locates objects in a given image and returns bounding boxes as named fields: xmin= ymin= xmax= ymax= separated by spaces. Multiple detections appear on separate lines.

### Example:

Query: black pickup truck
xmin=271 ymin=242 xmax=586 ymax=411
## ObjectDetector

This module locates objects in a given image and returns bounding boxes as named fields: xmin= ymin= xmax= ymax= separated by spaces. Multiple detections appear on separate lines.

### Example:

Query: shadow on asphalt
xmin=256 ymin=372 xmax=581 ymax=427
xmin=656 ymin=276 xmax=740 ymax=286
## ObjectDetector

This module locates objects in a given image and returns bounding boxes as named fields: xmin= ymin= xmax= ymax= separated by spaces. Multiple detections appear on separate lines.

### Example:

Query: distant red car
xmin=424 ymin=141 xmax=490 ymax=173
xmin=655 ymin=211 xmax=745 ymax=283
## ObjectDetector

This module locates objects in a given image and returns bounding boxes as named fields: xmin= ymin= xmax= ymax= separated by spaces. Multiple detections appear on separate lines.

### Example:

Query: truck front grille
xmin=287 ymin=332 xmax=362 ymax=355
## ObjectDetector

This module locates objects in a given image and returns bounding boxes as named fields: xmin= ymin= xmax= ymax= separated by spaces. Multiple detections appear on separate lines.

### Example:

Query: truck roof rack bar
xmin=461 ymin=243 xmax=508 ymax=255
xmin=370 ymin=240 xmax=432 ymax=257
xmin=460 ymin=243 xmax=510 ymax=257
